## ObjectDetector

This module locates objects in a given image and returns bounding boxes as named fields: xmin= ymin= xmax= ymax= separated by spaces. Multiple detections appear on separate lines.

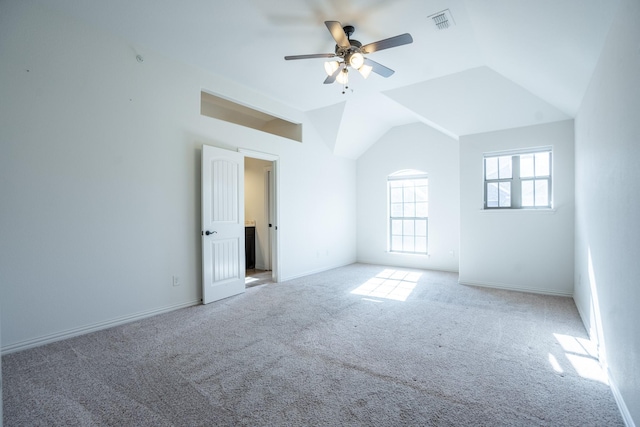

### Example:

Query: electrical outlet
xmin=172 ymin=275 xmax=180 ymax=287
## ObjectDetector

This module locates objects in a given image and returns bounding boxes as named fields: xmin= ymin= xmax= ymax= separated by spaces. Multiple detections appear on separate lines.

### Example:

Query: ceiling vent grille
xmin=429 ymin=9 xmax=455 ymax=30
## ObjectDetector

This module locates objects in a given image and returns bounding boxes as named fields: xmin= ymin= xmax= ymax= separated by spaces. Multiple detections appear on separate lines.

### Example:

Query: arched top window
xmin=389 ymin=169 xmax=428 ymax=179
xmin=388 ymin=170 xmax=428 ymax=254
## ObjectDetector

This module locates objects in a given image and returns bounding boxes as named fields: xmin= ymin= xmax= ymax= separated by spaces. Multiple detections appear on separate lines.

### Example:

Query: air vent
xmin=429 ymin=9 xmax=455 ymax=30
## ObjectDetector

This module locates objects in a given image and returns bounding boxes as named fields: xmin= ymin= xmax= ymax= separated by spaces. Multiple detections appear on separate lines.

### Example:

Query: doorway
xmin=242 ymin=150 xmax=278 ymax=287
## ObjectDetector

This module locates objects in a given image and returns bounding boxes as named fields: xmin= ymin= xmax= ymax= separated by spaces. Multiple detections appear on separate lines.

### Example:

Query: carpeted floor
xmin=245 ymin=269 xmax=275 ymax=288
xmin=2 ymin=263 xmax=623 ymax=426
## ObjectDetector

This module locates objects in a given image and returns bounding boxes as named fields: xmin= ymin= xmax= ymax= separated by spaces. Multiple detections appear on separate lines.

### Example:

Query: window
xmin=388 ymin=170 xmax=428 ymax=254
xmin=484 ymin=148 xmax=552 ymax=209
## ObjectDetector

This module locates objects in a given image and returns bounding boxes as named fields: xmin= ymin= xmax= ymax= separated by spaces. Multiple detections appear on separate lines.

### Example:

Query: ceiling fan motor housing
xmin=335 ymin=41 xmax=362 ymax=56
xmin=343 ymin=25 xmax=355 ymax=37
xmin=334 ymin=24 xmax=362 ymax=60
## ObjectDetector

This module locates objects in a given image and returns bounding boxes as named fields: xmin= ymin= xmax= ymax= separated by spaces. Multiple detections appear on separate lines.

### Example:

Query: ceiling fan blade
xmin=362 ymin=33 xmax=413 ymax=54
xmin=284 ymin=53 xmax=336 ymax=60
xmin=325 ymin=21 xmax=350 ymax=48
xmin=324 ymin=64 xmax=343 ymax=84
xmin=363 ymin=58 xmax=395 ymax=78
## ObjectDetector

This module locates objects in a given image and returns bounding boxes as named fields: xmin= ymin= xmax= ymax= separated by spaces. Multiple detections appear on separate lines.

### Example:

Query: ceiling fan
xmin=284 ymin=21 xmax=413 ymax=88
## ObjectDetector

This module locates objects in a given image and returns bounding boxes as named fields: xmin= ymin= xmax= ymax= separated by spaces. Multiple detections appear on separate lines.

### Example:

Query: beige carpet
xmin=2 ymin=263 xmax=623 ymax=426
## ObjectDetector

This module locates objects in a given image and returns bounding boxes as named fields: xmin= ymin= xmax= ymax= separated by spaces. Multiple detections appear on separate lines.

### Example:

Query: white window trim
xmin=483 ymin=147 xmax=553 ymax=210
xmin=387 ymin=171 xmax=429 ymax=255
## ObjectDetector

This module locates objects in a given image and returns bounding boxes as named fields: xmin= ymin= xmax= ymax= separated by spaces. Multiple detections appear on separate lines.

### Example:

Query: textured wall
xmin=459 ymin=120 xmax=575 ymax=295
xmin=574 ymin=0 xmax=640 ymax=423
xmin=0 ymin=2 xmax=356 ymax=352
xmin=356 ymin=122 xmax=460 ymax=272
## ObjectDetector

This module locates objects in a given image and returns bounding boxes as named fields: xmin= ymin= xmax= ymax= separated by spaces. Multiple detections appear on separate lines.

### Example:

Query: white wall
xmin=244 ymin=157 xmax=271 ymax=270
xmin=459 ymin=120 xmax=575 ymax=295
xmin=0 ymin=308 xmax=2 ymax=426
xmin=356 ymin=123 xmax=460 ymax=272
xmin=574 ymin=0 xmax=640 ymax=423
xmin=0 ymin=2 xmax=356 ymax=352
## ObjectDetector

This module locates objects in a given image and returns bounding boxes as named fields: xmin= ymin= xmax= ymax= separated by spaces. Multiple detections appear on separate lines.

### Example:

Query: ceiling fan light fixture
xmin=336 ymin=67 xmax=349 ymax=85
xmin=348 ymin=52 xmax=365 ymax=69
xmin=357 ymin=64 xmax=373 ymax=79
xmin=324 ymin=61 xmax=340 ymax=76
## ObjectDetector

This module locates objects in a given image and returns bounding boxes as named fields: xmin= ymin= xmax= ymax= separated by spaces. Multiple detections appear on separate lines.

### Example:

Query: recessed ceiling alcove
xmin=200 ymin=91 xmax=302 ymax=142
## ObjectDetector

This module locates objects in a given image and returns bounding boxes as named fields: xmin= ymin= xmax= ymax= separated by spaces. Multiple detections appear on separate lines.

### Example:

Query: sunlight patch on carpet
xmin=350 ymin=269 xmax=421 ymax=301
xmin=553 ymin=333 xmax=607 ymax=384
xmin=548 ymin=353 xmax=563 ymax=373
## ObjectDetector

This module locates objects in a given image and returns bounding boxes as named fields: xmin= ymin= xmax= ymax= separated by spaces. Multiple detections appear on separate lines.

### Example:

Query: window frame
xmin=387 ymin=170 xmax=429 ymax=255
xmin=483 ymin=147 xmax=553 ymax=210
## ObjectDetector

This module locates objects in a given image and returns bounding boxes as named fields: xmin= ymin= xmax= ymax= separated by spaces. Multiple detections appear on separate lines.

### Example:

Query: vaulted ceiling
xmin=42 ymin=0 xmax=620 ymax=158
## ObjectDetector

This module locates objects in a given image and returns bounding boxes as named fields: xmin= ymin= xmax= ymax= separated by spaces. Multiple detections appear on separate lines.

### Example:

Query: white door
xmin=201 ymin=145 xmax=245 ymax=304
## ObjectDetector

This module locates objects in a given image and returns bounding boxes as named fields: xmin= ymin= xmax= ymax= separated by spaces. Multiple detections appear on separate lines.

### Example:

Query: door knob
xmin=205 ymin=230 xmax=217 ymax=235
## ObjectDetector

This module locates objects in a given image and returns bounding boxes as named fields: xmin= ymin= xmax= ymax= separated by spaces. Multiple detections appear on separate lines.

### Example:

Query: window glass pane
xmin=403 ymin=220 xmax=414 ymax=236
xmin=403 ymin=187 xmax=415 ymax=203
xmin=391 ymin=219 xmax=402 ymax=235
xmin=403 ymin=236 xmax=414 ymax=252
xmin=498 ymin=156 xmax=512 ymax=179
xmin=390 ymin=188 xmax=403 ymax=203
xmin=535 ymin=152 xmax=550 ymax=177
xmin=484 ymin=150 xmax=551 ymax=210
xmin=415 ymin=202 xmax=428 ymax=218
xmin=404 ymin=203 xmax=415 ymax=217
xmin=388 ymin=173 xmax=428 ymax=253
xmin=487 ymin=182 xmax=499 ymax=207
xmin=415 ymin=185 xmax=428 ymax=202
xmin=485 ymin=157 xmax=498 ymax=180
xmin=535 ymin=179 xmax=549 ymax=206
xmin=391 ymin=236 xmax=402 ymax=251
xmin=520 ymin=154 xmax=534 ymax=178
xmin=522 ymin=180 xmax=534 ymax=206
xmin=499 ymin=182 xmax=511 ymax=207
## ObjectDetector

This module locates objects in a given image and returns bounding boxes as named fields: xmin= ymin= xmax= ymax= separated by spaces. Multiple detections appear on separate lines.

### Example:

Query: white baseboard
xmin=609 ymin=369 xmax=636 ymax=427
xmin=1 ymin=299 xmax=200 ymax=355
xmin=573 ymin=301 xmax=634 ymax=426
xmin=458 ymin=279 xmax=573 ymax=297
xmin=356 ymin=258 xmax=459 ymax=274
xmin=280 ymin=261 xmax=356 ymax=282
xmin=357 ymin=260 xmax=459 ymax=274
xmin=573 ymin=295 xmax=591 ymax=335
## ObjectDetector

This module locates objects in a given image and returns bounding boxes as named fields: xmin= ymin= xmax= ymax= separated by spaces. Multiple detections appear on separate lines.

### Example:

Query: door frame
xmin=238 ymin=148 xmax=280 ymax=283
xmin=264 ymin=165 xmax=273 ymax=271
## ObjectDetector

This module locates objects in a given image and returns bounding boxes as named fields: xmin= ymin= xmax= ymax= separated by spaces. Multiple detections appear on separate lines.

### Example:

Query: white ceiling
xmin=41 ymin=0 xmax=620 ymax=158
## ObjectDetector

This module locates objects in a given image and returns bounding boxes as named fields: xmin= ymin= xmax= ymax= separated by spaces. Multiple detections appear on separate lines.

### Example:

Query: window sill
xmin=480 ymin=207 xmax=557 ymax=214
xmin=387 ymin=251 xmax=431 ymax=257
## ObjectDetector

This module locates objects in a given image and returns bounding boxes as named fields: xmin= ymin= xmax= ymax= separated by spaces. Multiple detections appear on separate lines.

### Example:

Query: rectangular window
xmin=484 ymin=148 xmax=552 ymax=209
xmin=388 ymin=173 xmax=428 ymax=254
